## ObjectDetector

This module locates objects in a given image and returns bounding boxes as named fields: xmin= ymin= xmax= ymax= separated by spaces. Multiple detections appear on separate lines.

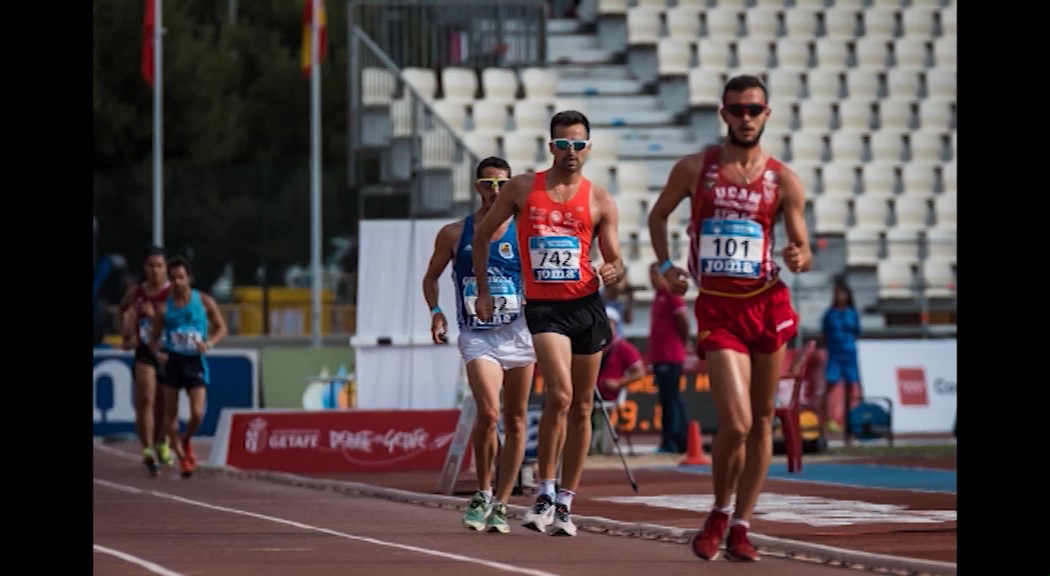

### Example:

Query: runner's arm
xmin=118 ymin=284 xmax=137 ymax=313
xmin=595 ymin=185 xmax=625 ymax=280
xmin=473 ymin=175 xmax=527 ymax=294
xmin=202 ymin=293 xmax=228 ymax=348
xmin=648 ymin=156 xmax=697 ymax=265
xmin=422 ymin=224 xmax=457 ymax=312
xmin=779 ymin=167 xmax=813 ymax=272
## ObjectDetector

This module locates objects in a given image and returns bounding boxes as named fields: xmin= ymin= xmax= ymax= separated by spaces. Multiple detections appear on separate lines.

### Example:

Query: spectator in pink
xmin=648 ymin=262 xmax=690 ymax=454
xmin=596 ymin=307 xmax=646 ymax=405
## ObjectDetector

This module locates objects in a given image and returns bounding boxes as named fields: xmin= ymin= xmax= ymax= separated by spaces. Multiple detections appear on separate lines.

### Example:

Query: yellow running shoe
xmin=155 ymin=441 xmax=174 ymax=467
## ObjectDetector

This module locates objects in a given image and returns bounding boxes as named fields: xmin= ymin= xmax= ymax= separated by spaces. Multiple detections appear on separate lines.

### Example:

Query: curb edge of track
xmin=199 ymin=464 xmax=957 ymax=576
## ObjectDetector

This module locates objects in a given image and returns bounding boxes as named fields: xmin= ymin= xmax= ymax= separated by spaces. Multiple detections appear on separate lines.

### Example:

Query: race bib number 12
xmin=529 ymin=236 xmax=581 ymax=282
xmin=698 ymin=219 xmax=765 ymax=278
xmin=463 ymin=276 xmax=520 ymax=327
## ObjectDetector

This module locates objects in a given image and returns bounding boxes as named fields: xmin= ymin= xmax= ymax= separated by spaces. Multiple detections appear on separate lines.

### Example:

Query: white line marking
xmin=93 ymin=478 xmax=143 ymax=494
xmin=93 ymin=478 xmax=560 ymax=576
xmin=93 ymin=544 xmax=186 ymax=576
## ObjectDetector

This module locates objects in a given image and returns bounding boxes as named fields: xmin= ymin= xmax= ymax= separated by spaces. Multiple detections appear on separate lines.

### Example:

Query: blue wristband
xmin=431 ymin=306 xmax=442 ymax=315
xmin=658 ymin=260 xmax=674 ymax=275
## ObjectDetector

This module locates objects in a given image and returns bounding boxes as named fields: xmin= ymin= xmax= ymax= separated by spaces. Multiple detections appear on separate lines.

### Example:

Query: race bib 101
xmin=697 ymin=219 xmax=765 ymax=279
xmin=462 ymin=276 xmax=520 ymax=328
xmin=529 ymin=236 xmax=581 ymax=282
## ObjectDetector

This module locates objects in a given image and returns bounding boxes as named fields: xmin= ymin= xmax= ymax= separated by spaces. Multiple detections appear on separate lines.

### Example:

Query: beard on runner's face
xmin=728 ymin=122 xmax=763 ymax=148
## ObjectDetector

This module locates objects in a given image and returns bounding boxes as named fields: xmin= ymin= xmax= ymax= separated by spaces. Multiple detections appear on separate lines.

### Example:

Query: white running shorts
xmin=457 ymin=316 xmax=536 ymax=370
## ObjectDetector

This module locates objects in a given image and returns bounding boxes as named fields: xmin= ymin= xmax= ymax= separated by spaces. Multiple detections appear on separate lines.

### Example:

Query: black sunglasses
xmin=724 ymin=103 xmax=768 ymax=118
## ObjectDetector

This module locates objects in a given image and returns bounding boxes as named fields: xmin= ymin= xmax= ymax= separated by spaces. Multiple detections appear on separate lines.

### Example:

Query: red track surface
xmin=94 ymin=446 xmax=868 ymax=576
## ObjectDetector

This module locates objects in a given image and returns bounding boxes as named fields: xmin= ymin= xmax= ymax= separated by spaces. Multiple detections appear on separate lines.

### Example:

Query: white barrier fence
xmin=857 ymin=339 xmax=956 ymax=434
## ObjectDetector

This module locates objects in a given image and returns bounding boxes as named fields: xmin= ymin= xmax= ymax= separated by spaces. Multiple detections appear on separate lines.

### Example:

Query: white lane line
xmin=93 ymin=478 xmax=144 ymax=494
xmin=92 ymin=478 xmax=560 ymax=576
xmin=93 ymin=544 xmax=186 ymax=576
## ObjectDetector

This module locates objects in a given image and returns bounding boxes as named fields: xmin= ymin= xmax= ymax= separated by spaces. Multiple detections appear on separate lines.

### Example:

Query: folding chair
xmin=773 ymin=339 xmax=817 ymax=473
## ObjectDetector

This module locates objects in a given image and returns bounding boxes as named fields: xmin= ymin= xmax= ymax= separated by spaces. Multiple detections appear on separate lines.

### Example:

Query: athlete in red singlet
xmin=119 ymin=246 xmax=174 ymax=476
xmin=647 ymin=75 xmax=812 ymax=562
xmin=472 ymin=110 xmax=624 ymax=537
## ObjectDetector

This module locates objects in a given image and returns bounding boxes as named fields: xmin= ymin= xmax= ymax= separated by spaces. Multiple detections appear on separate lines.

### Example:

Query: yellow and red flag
xmin=300 ymin=0 xmax=328 ymax=78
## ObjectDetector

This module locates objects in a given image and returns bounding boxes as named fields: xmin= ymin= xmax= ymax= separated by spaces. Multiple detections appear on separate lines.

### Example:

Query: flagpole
xmin=309 ymin=0 xmax=323 ymax=347
xmin=152 ymin=0 xmax=164 ymax=247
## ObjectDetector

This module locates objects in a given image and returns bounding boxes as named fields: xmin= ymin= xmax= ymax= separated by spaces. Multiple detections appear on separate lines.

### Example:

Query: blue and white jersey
xmin=452 ymin=215 xmax=524 ymax=331
xmin=162 ymin=289 xmax=209 ymax=356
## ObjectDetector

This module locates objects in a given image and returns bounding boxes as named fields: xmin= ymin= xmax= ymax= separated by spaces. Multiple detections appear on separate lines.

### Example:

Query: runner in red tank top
xmin=117 ymin=246 xmax=175 ymax=476
xmin=472 ymin=111 xmax=624 ymax=537
xmin=647 ymin=76 xmax=813 ymax=562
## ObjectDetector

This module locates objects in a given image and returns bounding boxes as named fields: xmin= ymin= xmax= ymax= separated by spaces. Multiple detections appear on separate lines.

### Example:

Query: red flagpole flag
xmin=300 ymin=0 xmax=328 ymax=78
xmin=141 ymin=0 xmax=155 ymax=87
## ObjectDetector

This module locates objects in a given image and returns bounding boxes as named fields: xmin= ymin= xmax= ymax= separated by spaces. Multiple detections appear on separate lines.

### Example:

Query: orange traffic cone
xmin=680 ymin=420 xmax=711 ymax=466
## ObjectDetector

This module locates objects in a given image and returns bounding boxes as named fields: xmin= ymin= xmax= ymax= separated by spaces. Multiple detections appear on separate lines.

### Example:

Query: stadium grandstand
xmin=347 ymin=0 xmax=956 ymax=338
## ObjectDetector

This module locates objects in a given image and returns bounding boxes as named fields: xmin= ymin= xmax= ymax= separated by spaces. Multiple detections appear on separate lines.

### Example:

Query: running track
xmin=94 ymin=445 xmax=872 ymax=576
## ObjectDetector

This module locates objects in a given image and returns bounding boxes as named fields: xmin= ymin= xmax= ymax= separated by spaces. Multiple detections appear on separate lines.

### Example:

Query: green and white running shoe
xmin=485 ymin=502 xmax=510 ymax=534
xmin=461 ymin=491 xmax=491 ymax=531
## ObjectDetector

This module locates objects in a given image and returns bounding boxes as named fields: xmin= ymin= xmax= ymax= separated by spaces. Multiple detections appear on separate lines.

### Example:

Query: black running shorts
xmin=524 ymin=291 xmax=612 ymax=355
xmin=134 ymin=344 xmax=159 ymax=368
xmin=162 ymin=352 xmax=209 ymax=389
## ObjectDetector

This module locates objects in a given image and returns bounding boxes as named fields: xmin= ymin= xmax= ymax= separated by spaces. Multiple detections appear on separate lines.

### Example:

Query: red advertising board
xmin=225 ymin=410 xmax=472 ymax=474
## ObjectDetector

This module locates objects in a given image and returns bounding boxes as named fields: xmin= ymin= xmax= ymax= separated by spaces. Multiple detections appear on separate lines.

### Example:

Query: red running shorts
xmin=693 ymin=281 xmax=799 ymax=357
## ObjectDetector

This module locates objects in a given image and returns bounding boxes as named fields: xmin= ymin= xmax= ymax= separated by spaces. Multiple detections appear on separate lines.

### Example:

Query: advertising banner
xmin=260 ymin=347 xmax=355 ymax=408
xmin=215 ymin=409 xmax=472 ymax=474
xmin=93 ymin=349 xmax=259 ymax=437
xmin=856 ymin=339 xmax=957 ymax=434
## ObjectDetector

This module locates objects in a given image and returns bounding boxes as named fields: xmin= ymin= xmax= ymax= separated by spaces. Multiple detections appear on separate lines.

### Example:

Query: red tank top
xmin=687 ymin=147 xmax=783 ymax=296
xmin=516 ymin=171 xmax=599 ymax=301
xmin=132 ymin=282 xmax=171 ymax=338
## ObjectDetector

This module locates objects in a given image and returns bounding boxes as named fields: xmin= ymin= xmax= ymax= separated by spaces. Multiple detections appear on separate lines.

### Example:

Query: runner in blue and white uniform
xmin=150 ymin=256 xmax=228 ymax=478
xmin=422 ymin=157 xmax=536 ymax=534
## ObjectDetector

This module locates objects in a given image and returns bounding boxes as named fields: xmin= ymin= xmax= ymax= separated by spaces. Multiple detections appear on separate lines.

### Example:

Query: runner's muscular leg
xmin=465 ymin=358 xmax=504 ymax=493
xmin=532 ymin=333 xmax=573 ymax=482
xmin=134 ymin=363 xmax=157 ymax=450
xmin=559 ymin=351 xmax=602 ymax=492
xmin=161 ymin=384 xmax=185 ymax=459
xmin=734 ymin=345 xmax=786 ymax=521
xmin=494 ymin=363 xmax=535 ymax=504
xmin=184 ymin=385 xmax=207 ymax=440
xmin=705 ymin=348 xmax=753 ymax=509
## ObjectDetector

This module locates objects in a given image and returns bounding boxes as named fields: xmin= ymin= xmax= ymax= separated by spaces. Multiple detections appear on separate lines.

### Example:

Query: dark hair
xmin=549 ymin=110 xmax=590 ymax=139
xmin=167 ymin=256 xmax=192 ymax=276
xmin=143 ymin=245 xmax=165 ymax=261
xmin=722 ymin=75 xmax=769 ymax=104
xmin=832 ymin=282 xmax=855 ymax=308
xmin=475 ymin=156 xmax=512 ymax=179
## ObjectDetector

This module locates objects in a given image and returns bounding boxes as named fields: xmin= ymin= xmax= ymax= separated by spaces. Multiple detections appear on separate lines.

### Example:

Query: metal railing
xmin=349 ymin=25 xmax=482 ymax=218
xmin=347 ymin=0 xmax=547 ymax=71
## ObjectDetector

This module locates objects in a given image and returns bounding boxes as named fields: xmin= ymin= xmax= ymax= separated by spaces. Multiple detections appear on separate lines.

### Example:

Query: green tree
xmin=93 ymin=0 xmax=352 ymax=290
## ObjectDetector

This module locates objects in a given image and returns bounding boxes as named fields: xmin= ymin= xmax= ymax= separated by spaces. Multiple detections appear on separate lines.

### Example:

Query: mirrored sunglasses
xmin=551 ymin=139 xmax=590 ymax=152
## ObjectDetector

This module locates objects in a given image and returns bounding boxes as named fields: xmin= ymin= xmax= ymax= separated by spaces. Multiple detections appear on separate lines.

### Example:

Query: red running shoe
xmin=690 ymin=510 xmax=730 ymax=561
xmin=183 ymin=438 xmax=197 ymax=466
xmin=725 ymin=523 xmax=760 ymax=562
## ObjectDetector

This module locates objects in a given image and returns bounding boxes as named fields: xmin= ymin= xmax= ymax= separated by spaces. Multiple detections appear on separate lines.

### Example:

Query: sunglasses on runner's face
xmin=723 ymin=103 xmax=767 ymax=118
xmin=476 ymin=177 xmax=510 ymax=190
xmin=551 ymin=139 xmax=590 ymax=152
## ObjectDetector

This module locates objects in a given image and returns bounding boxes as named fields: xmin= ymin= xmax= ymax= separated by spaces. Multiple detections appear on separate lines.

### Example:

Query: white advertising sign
xmin=856 ymin=339 xmax=957 ymax=434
